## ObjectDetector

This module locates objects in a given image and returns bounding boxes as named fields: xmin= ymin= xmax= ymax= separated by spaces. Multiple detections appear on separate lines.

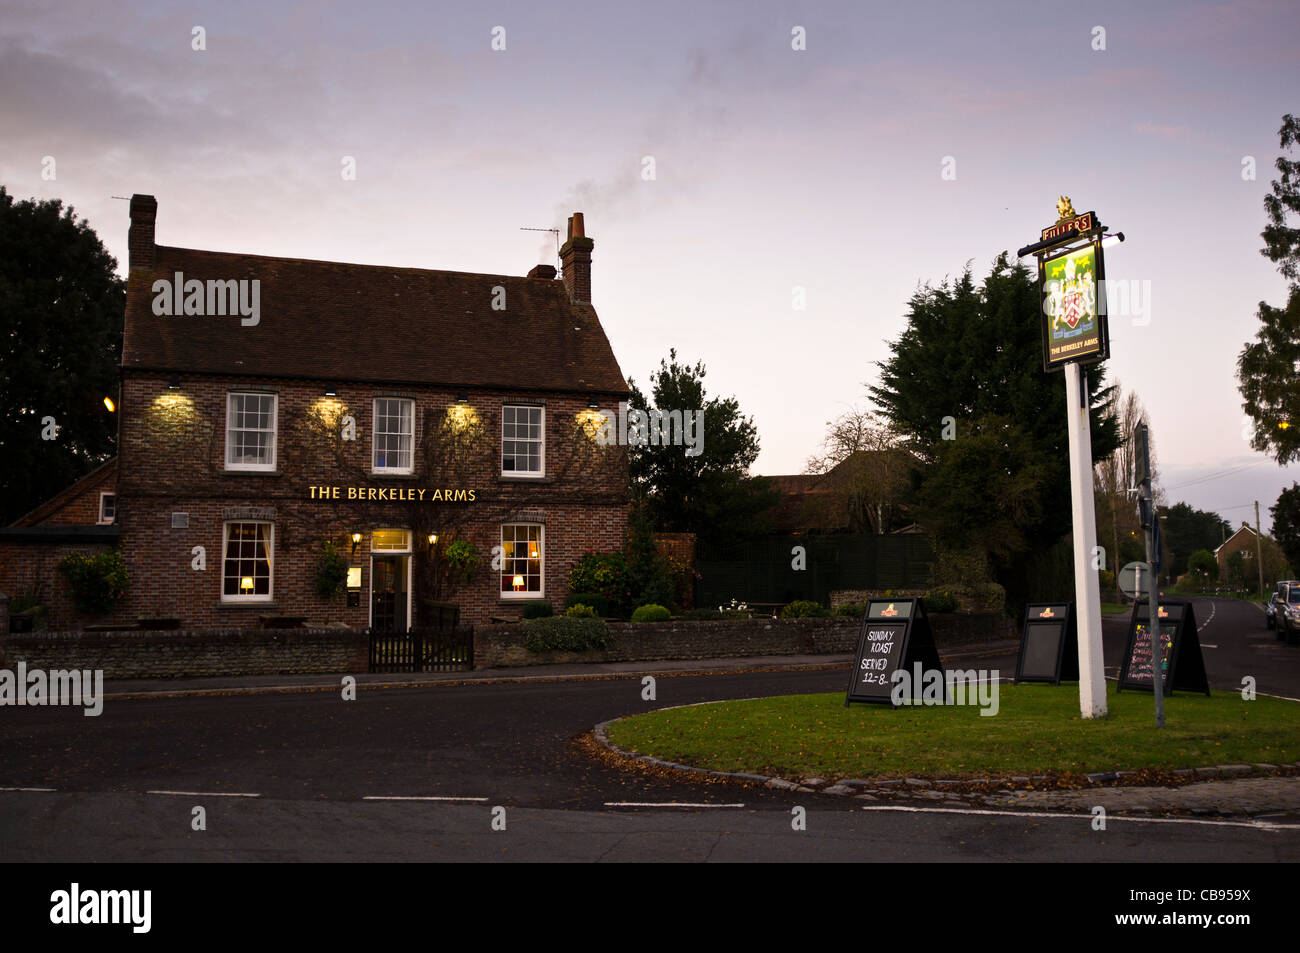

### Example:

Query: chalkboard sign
xmin=1116 ymin=601 xmax=1210 ymax=696
xmin=845 ymin=598 xmax=945 ymax=708
xmin=1015 ymin=602 xmax=1079 ymax=685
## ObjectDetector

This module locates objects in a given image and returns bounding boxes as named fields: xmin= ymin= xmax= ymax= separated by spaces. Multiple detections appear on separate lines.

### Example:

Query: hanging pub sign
xmin=1037 ymin=198 xmax=1110 ymax=371
xmin=1116 ymin=600 xmax=1210 ymax=696
xmin=845 ymin=598 xmax=946 ymax=708
xmin=1014 ymin=602 xmax=1080 ymax=685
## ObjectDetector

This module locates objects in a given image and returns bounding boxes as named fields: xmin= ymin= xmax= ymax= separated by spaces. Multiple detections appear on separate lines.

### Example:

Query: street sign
xmin=845 ymin=599 xmax=945 ymax=708
xmin=1119 ymin=561 xmax=1153 ymax=599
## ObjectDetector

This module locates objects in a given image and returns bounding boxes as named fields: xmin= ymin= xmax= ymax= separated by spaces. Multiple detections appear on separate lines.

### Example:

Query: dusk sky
xmin=3 ymin=0 xmax=1298 ymax=530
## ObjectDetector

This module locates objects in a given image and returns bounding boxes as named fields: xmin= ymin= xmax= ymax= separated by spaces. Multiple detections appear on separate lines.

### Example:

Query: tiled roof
xmin=122 ymin=246 xmax=629 ymax=395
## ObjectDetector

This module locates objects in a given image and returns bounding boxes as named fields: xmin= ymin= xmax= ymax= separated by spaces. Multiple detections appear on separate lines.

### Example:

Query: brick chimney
xmin=128 ymin=194 xmax=157 ymax=271
xmin=559 ymin=212 xmax=594 ymax=303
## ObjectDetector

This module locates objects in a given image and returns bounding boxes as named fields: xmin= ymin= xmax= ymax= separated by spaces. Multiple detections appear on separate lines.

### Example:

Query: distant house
xmin=762 ymin=450 xmax=916 ymax=535
xmin=1214 ymin=522 xmax=1259 ymax=577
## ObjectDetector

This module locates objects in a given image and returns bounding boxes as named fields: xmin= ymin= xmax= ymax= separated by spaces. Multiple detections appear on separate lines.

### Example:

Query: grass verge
xmin=604 ymin=682 xmax=1298 ymax=780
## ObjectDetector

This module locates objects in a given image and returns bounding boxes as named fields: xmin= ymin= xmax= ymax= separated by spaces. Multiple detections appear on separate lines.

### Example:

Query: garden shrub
xmin=522 ymin=616 xmax=614 ymax=653
xmin=779 ymin=599 xmax=830 ymax=619
xmin=566 ymin=591 xmax=612 ymax=616
xmin=58 ymin=551 xmax=129 ymax=615
xmin=680 ymin=607 xmax=723 ymax=620
xmin=521 ymin=600 xmax=553 ymax=619
xmin=564 ymin=603 xmax=598 ymax=618
xmin=630 ymin=603 xmax=671 ymax=623
xmin=568 ymin=552 xmax=633 ymax=616
xmin=836 ymin=601 xmax=865 ymax=618
xmin=923 ymin=588 xmax=959 ymax=613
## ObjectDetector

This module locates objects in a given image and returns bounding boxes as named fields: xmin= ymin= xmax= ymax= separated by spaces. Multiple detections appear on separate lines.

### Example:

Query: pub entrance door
xmin=370 ymin=555 xmax=410 ymax=633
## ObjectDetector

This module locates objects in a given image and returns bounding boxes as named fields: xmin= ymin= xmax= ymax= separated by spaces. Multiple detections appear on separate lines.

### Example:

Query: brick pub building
xmin=1 ymin=195 xmax=631 ymax=631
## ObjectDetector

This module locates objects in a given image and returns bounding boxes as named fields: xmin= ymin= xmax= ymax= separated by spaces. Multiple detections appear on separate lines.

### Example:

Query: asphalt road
xmin=1 ymin=596 xmax=1297 ymax=862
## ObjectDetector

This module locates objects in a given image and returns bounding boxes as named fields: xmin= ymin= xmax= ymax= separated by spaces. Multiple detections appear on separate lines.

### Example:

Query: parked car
xmin=1266 ymin=580 xmax=1298 ymax=633
xmin=1283 ymin=586 xmax=1300 ymax=644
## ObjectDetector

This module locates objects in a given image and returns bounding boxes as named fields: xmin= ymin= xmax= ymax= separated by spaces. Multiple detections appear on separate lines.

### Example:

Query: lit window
xmin=98 ymin=492 xmax=116 ymax=524
xmin=500 ymin=524 xmax=543 ymax=597
xmin=371 ymin=529 xmax=411 ymax=552
xmin=502 ymin=405 xmax=544 ymax=476
xmin=222 ymin=522 xmax=273 ymax=601
xmin=225 ymin=393 xmax=278 ymax=470
xmin=373 ymin=398 xmax=414 ymax=473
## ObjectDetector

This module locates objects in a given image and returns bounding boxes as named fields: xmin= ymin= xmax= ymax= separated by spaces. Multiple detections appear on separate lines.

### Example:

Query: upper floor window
xmin=225 ymin=392 xmax=277 ymax=471
xmin=373 ymin=398 xmax=414 ymax=473
xmin=97 ymin=492 xmax=116 ymax=524
xmin=502 ymin=405 xmax=544 ymax=476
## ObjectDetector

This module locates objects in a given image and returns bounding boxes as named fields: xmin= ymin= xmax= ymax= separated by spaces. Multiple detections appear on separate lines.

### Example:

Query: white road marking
xmin=362 ymin=795 xmax=489 ymax=802
xmin=604 ymin=801 xmax=746 ymax=808
xmin=146 ymin=790 xmax=261 ymax=798
xmin=860 ymin=804 xmax=1300 ymax=831
xmin=1201 ymin=644 xmax=1218 ymax=648
xmin=1197 ymin=599 xmax=1216 ymax=632
xmin=0 ymin=787 xmax=56 ymax=792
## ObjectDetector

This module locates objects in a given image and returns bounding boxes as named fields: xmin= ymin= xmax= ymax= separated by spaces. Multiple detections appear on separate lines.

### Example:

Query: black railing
xmin=368 ymin=626 xmax=473 ymax=673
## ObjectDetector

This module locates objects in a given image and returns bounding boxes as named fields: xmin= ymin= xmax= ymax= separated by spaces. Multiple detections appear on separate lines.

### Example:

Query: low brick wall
xmin=474 ymin=613 xmax=1014 ymax=668
xmin=0 ymin=628 xmax=369 ymax=679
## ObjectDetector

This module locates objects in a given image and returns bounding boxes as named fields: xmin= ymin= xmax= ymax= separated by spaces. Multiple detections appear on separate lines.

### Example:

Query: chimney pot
xmin=527 ymin=264 xmax=557 ymax=280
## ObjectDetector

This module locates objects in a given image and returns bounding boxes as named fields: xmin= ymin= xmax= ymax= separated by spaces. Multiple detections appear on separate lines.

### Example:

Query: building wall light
xmin=103 ymin=396 xmax=117 ymax=412
xmin=351 ymin=532 xmax=362 ymax=555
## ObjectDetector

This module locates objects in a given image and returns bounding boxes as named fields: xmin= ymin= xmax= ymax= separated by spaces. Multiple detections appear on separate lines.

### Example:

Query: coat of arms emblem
xmin=1049 ymin=255 xmax=1096 ymax=333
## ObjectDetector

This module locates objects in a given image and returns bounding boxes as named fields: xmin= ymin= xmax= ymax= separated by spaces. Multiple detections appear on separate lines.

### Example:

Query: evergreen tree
xmin=1238 ymin=114 xmax=1300 ymax=464
xmin=0 ymin=187 xmax=124 ymax=524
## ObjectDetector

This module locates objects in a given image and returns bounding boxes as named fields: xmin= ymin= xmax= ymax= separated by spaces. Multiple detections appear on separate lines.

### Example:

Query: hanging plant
xmin=315 ymin=540 xmax=350 ymax=599
xmin=444 ymin=539 xmax=480 ymax=586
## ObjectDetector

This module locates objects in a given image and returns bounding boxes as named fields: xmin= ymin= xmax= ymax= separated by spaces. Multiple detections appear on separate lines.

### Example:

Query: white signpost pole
xmin=1064 ymin=362 xmax=1108 ymax=718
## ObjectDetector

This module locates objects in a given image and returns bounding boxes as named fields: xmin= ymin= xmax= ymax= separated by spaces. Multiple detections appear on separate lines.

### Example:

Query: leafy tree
xmin=1159 ymin=501 xmax=1232 ymax=578
xmin=1272 ymin=482 xmax=1300 ymax=572
xmin=627 ymin=349 xmax=778 ymax=550
xmin=1187 ymin=548 xmax=1219 ymax=583
xmin=868 ymin=254 xmax=1120 ymax=606
xmin=1238 ymin=114 xmax=1300 ymax=463
xmin=0 ymin=187 xmax=124 ymax=524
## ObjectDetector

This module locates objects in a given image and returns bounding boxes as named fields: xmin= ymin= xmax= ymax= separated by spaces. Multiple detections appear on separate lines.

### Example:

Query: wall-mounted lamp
xmin=351 ymin=531 xmax=362 ymax=555
xmin=427 ymin=533 xmax=439 ymax=546
xmin=587 ymin=397 xmax=599 ymax=409
xmin=103 ymin=396 xmax=117 ymax=413
xmin=456 ymin=392 xmax=469 ymax=403
xmin=168 ymin=377 xmax=181 ymax=390
xmin=324 ymin=386 xmax=338 ymax=397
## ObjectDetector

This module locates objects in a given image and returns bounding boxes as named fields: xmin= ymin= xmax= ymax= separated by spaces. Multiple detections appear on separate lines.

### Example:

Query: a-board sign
xmin=845 ymin=598 xmax=945 ymax=708
xmin=1116 ymin=600 xmax=1210 ymax=696
xmin=1015 ymin=602 xmax=1079 ymax=685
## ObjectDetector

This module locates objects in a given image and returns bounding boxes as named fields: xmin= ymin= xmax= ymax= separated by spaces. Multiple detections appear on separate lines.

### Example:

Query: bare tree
xmin=805 ymin=405 xmax=914 ymax=534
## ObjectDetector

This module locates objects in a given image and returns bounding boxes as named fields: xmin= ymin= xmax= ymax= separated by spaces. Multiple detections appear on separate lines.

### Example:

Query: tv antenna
xmin=520 ymin=226 xmax=561 ymax=273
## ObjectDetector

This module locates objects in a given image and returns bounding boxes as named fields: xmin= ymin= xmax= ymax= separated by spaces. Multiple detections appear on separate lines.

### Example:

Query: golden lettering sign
xmin=307 ymin=486 xmax=476 ymax=502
